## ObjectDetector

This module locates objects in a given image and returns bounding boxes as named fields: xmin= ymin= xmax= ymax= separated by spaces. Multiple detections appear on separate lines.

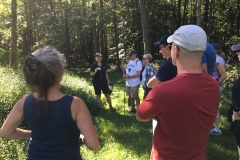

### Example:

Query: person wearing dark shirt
xmin=147 ymin=34 xmax=177 ymax=133
xmin=90 ymin=53 xmax=116 ymax=112
xmin=228 ymin=43 xmax=240 ymax=159
xmin=0 ymin=47 xmax=100 ymax=160
xmin=147 ymin=34 xmax=177 ymax=89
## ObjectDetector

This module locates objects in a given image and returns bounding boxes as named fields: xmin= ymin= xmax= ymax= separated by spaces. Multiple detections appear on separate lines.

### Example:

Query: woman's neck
xmin=97 ymin=61 xmax=102 ymax=66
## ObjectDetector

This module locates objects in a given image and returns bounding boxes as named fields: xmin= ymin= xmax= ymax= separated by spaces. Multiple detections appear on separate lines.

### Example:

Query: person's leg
xmin=211 ymin=86 xmax=223 ymax=135
xmin=93 ymin=83 xmax=102 ymax=109
xmin=96 ymin=94 xmax=102 ymax=108
xmin=130 ymin=85 xmax=140 ymax=112
xmin=214 ymin=111 xmax=220 ymax=130
xmin=104 ymin=93 xmax=115 ymax=112
xmin=102 ymin=82 xmax=115 ymax=112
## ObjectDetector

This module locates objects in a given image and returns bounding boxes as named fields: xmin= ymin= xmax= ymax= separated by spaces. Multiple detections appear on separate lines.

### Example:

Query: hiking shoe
xmin=110 ymin=108 xmax=116 ymax=112
xmin=210 ymin=128 xmax=222 ymax=135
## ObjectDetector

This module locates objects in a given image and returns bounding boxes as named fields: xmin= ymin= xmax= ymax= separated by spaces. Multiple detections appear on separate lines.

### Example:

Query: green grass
xmin=0 ymin=67 xmax=239 ymax=160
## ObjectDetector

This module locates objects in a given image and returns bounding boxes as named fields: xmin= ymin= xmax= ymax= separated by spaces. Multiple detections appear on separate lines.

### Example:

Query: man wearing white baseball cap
xmin=137 ymin=25 xmax=220 ymax=160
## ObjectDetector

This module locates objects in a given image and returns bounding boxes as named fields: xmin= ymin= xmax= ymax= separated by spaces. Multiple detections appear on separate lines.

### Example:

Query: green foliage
xmin=0 ymin=49 xmax=26 ymax=67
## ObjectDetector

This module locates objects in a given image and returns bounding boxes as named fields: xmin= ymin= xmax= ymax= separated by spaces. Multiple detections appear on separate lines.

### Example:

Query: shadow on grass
xmin=93 ymin=110 xmax=152 ymax=159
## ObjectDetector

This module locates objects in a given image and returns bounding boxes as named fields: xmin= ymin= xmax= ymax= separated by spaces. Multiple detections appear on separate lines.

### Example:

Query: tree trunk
xmin=139 ymin=0 xmax=150 ymax=54
xmin=64 ymin=5 xmax=70 ymax=67
xmin=204 ymin=0 xmax=209 ymax=30
xmin=10 ymin=0 xmax=17 ymax=67
xmin=238 ymin=0 xmax=240 ymax=36
xmin=113 ymin=0 xmax=120 ymax=69
xmin=177 ymin=0 xmax=182 ymax=27
xmin=183 ymin=0 xmax=188 ymax=24
xmin=99 ymin=0 xmax=105 ymax=58
xmin=197 ymin=0 xmax=201 ymax=26
xmin=92 ymin=3 xmax=99 ymax=54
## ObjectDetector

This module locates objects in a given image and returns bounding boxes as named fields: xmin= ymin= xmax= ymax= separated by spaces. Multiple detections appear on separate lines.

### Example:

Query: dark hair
xmin=23 ymin=46 xmax=66 ymax=113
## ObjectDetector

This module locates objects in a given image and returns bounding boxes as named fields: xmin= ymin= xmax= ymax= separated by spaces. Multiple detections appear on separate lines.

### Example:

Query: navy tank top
xmin=23 ymin=94 xmax=81 ymax=160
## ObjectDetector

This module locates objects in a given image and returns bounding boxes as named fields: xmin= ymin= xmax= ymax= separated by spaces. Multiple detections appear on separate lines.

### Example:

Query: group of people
xmin=0 ymin=24 xmax=240 ymax=160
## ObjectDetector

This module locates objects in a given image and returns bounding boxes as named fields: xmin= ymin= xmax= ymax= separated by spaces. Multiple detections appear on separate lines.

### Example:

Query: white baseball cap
xmin=167 ymin=25 xmax=207 ymax=52
xmin=95 ymin=53 xmax=102 ymax=57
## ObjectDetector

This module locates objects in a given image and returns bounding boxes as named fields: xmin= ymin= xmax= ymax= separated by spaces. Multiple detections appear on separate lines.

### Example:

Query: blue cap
xmin=128 ymin=49 xmax=137 ymax=56
xmin=231 ymin=44 xmax=240 ymax=51
xmin=154 ymin=34 xmax=171 ymax=47
xmin=211 ymin=43 xmax=222 ymax=51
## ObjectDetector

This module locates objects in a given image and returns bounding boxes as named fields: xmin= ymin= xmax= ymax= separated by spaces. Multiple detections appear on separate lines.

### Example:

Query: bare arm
xmin=106 ymin=72 xmax=110 ymax=83
xmin=123 ymin=70 xmax=141 ymax=79
xmin=201 ymin=63 xmax=208 ymax=73
xmin=90 ymin=68 xmax=98 ymax=77
xmin=217 ymin=63 xmax=227 ymax=84
xmin=0 ymin=95 xmax=31 ymax=140
xmin=72 ymin=97 xmax=100 ymax=150
xmin=147 ymin=76 xmax=161 ymax=88
xmin=136 ymin=112 xmax=151 ymax=122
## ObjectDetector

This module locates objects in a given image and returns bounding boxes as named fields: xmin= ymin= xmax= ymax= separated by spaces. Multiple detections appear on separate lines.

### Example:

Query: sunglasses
xmin=142 ymin=57 xmax=148 ymax=60
xmin=236 ymin=50 xmax=240 ymax=53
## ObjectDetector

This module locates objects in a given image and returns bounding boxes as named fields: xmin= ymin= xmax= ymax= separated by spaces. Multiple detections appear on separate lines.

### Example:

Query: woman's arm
xmin=71 ymin=97 xmax=100 ymax=150
xmin=0 ymin=95 xmax=31 ymax=140
xmin=217 ymin=63 xmax=227 ymax=84
xmin=90 ymin=68 xmax=98 ymax=77
xmin=106 ymin=72 xmax=110 ymax=83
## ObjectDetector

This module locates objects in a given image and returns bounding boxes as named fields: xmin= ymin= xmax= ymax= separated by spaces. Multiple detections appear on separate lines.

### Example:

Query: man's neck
xmin=97 ymin=61 xmax=102 ymax=65
xmin=177 ymin=60 xmax=203 ymax=74
xmin=132 ymin=57 xmax=137 ymax=61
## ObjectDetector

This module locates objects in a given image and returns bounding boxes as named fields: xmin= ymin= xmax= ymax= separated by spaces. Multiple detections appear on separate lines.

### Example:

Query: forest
xmin=0 ymin=0 xmax=240 ymax=69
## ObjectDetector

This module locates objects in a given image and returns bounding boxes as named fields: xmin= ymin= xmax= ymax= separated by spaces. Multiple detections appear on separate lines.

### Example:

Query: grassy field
xmin=0 ymin=67 xmax=239 ymax=160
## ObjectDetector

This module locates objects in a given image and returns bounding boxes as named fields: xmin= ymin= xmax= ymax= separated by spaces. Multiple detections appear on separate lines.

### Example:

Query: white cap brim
xmin=167 ymin=35 xmax=173 ymax=43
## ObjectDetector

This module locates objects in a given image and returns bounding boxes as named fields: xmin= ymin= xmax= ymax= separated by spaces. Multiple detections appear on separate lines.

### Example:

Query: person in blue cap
xmin=147 ymin=34 xmax=177 ymax=134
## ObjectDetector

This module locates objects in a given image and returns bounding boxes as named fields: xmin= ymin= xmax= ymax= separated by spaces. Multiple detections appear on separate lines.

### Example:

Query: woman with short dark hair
xmin=90 ymin=53 xmax=116 ymax=112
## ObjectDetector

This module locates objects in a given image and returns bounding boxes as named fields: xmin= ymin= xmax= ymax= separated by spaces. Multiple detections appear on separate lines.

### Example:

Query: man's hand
xmin=94 ymin=68 xmax=98 ymax=73
xmin=123 ymin=74 xmax=128 ymax=79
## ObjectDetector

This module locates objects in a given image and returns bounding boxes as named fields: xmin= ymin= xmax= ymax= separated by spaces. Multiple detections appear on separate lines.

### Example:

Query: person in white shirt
xmin=123 ymin=50 xmax=142 ymax=113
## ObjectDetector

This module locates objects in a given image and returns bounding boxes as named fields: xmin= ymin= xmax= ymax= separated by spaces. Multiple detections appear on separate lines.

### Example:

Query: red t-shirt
xmin=137 ymin=73 xmax=220 ymax=160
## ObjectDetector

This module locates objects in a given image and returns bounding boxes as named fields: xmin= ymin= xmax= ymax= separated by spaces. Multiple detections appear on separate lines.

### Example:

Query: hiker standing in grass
xmin=121 ymin=55 xmax=131 ymax=107
xmin=90 ymin=53 xmax=116 ymax=112
xmin=141 ymin=54 xmax=155 ymax=99
xmin=0 ymin=46 xmax=100 ymax=160
xmin=137 ymin=25 xmax=220 ymax=160
xmin=210 ymin=43 xmax=227 ymax=136
xmin=228 ymin=43 xmax=240 ymax=159
xmin=147 ymin=34 xmax=177 ymax=134
xmin=123 ymin=49 xmax=142 ymax=113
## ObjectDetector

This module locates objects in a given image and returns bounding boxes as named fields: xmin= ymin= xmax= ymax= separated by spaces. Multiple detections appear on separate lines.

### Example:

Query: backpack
xmin=136 ymin=59 xmax=144 ymax=81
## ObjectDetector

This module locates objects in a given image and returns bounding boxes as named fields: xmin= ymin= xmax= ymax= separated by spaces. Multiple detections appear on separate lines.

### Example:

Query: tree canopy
xmin=1 ymin=0 xmax=240 ymax=68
